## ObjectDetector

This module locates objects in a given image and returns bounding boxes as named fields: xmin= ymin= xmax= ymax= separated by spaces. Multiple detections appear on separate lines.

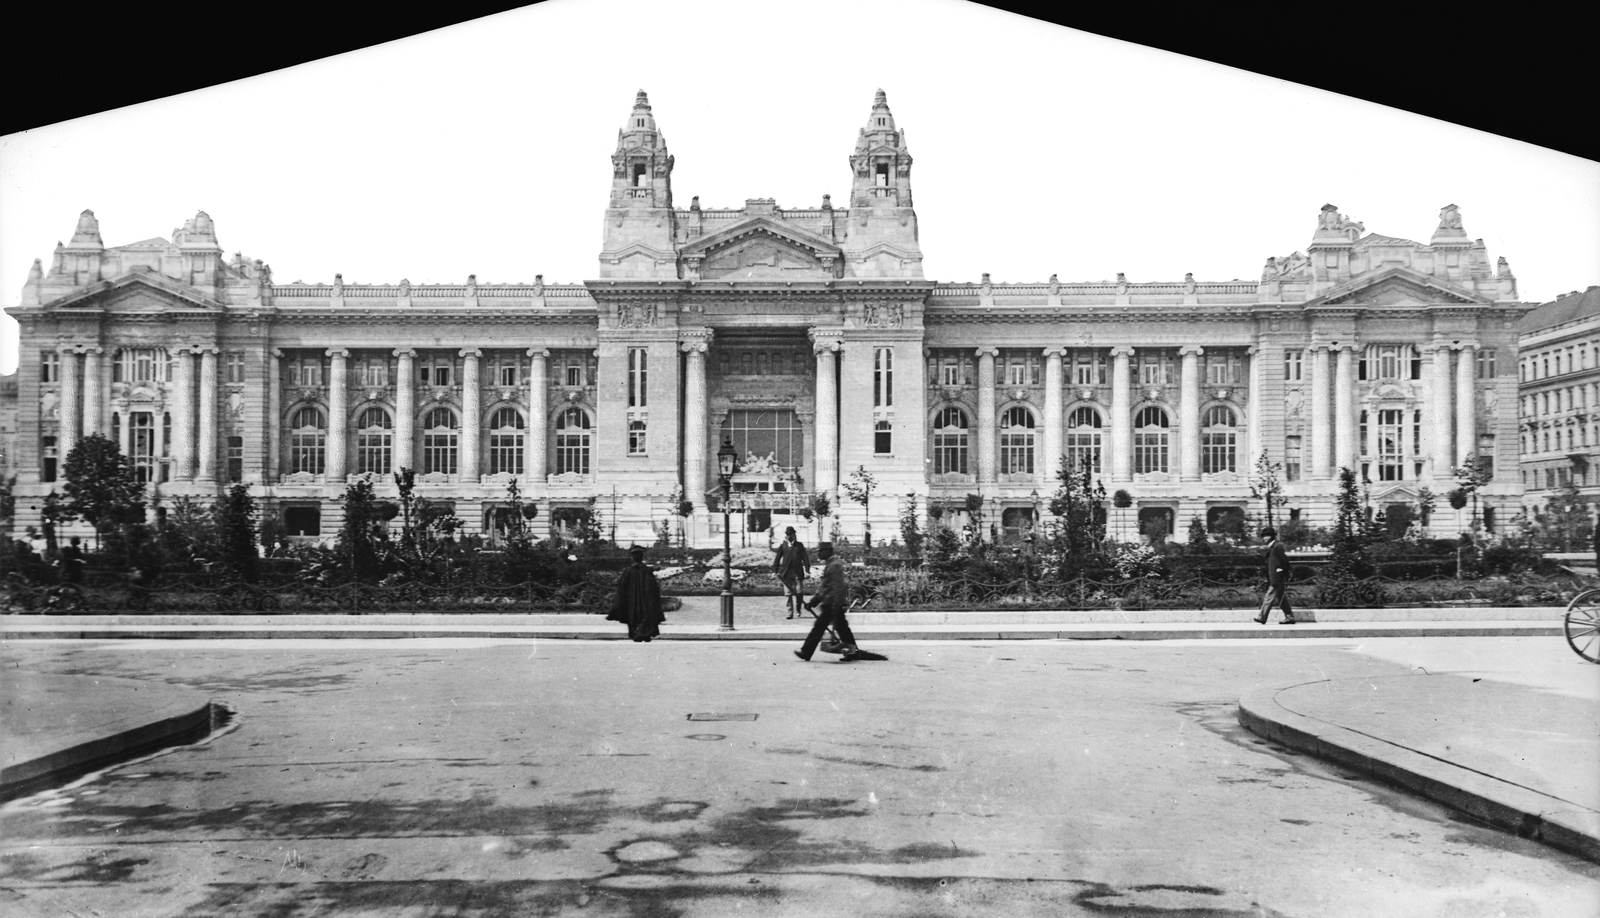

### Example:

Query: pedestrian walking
xmin=773 ymin=526 xmax=811 ymax=619
xmin=60 ymin=537 xmax=86 ymax=586
xmin=1253 ymin=527 xmax=1297 ymax=625
xmin=794 ymin=542 xmax=863 ymax=661
xmin=607 ymin=546 xmax=665 ymax=642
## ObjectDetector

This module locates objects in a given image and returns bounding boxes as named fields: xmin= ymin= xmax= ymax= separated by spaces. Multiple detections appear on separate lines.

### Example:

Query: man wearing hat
xmin=773 ymin=526 xmax=811 ymax=619
xmin=608 ymin=546 xmax=665 ymax=642
xmin=795 ymin=542 xmax=859 ymax=661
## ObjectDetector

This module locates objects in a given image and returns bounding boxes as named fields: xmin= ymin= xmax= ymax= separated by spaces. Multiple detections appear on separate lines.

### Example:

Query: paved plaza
xmin=2 ymin=633 xmax=1597 ymax=916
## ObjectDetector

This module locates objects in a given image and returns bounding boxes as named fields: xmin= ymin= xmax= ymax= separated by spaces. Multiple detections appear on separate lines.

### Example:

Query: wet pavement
xmin=1 ymin=635 xmax=1596 ymax=916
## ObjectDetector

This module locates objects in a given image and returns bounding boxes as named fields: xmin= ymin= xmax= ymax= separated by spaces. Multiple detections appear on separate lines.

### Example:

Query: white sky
xmin=2 ymin=0 xmax=1597 ymax=375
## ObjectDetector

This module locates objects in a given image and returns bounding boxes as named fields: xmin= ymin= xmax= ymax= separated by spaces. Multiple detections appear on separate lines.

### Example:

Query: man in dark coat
xmin=773 ymin=526 xmax=811 ymax=619
xmin=60 ymin=537 xmax=86 ymax=585
xmin=608 ymin=547 xmax=665 ymax=642
xmin=1253 ymin=527 xmax=1297 ymax=625
xmin=794 ymin=542 xmax=860 ymax=661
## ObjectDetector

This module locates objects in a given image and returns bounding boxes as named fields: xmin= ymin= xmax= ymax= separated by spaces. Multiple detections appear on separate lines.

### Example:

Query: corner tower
xmin=842 ymin=89 xmax=922 ymax=278
xmin=599 ymin=90 xmax=677 ymax=278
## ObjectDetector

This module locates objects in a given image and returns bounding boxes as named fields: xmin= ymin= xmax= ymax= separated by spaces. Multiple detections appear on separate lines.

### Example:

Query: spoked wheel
xmin=1564 ymin=589 xmax=1600 ymax=663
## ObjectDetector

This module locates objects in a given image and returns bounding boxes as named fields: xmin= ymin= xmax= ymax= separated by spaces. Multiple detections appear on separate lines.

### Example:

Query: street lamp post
xmin=718 ymin=438 xmax=737 ymax=632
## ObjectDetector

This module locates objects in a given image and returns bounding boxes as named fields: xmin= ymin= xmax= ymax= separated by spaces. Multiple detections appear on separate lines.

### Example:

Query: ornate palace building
xmin=3 ymin=91 xmax=1530 ymax=546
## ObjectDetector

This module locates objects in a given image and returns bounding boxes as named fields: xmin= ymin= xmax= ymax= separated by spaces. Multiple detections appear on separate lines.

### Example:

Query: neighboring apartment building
xmin=1518 ymin=285 xmax=1600 ymax=511
xmin=1 ymin=91 xmax=1531 ymax=545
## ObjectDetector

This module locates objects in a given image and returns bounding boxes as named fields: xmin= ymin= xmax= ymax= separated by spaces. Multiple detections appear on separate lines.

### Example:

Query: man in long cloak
xmin=608 ymin=546 xmax=665 ymax=642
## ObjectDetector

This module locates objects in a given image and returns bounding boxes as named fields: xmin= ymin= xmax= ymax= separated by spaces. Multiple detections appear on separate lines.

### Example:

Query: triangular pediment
xmin=685 ymin=216 xmax=840 ymax=280
xmin=49 ymin=271 xmax=222 ymax=313
xmin=1311 ymin=266 xmax=1486 ymax=308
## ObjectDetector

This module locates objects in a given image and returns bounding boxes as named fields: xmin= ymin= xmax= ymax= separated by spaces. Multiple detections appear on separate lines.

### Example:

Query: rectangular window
xmin=1477 ymin=348 xmax=1496 ymax=379
xmin=627 ymin=419 xmax=647 ymax=457
xmin=227 ymin=435 xmax=244 ymax=482
xmin=629 ymin=348 xmax=648 ymax=408
xmin=1477 ymin=434 xmax=1495 ymax=479
xmin=1377 ymin=346 xmax=1400 ymax=380
xmin=565 ymin=364 xmax=584 ymax=387
xmin=1378 ymin=409 xmax=1404 ymax=481
xmin=497 ymin=356 xmax=519 ymax=388
xmin=1284 ymin=349 xmax=1303 ymax=382
xmin=1139 ymin=351 xmax=1170 ymax=386
xmin=1205 ymin=353 xmax=1240 ymax=386
xmin=939 ymin=357 xmax=969 ymax=387
xmin=490 ymin=432 xmax=525 ymax=474
xmin=874 ymin=348 xmax=893 ymax=407
xmin=290 ymin=432 xmax=326 ymax=475
xmin=874 ymin=419 xmax=893 ymax=455
xmin=1072 ymin=350 xmax=1106 ymax=386
xmin=423 ymin=433 xmax=458 ymax=475
xmin=357 ymin=432 xmax=392 ymax=476
xmin=40 ymin=351 xmax=60 ymax=383
xmin=1284 ymin=435 xmax=1302 ymax=482
xmin=359 ymin=357 xmax=389 ymax=388
xmin=42 ymin=436 xmax=58 ymax=482
xmin=225 ymin=351 xmax=246 ymax=384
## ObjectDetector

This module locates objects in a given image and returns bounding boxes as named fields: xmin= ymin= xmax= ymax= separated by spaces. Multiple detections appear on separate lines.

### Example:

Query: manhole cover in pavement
xmin=687 ymin=713 xmax=759 ymax=721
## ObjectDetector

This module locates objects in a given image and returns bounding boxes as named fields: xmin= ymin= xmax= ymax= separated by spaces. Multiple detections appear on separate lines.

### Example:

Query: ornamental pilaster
xmin=460 ymin=348 xmax=482 ymax=482
xmin=1109 ymin=346 xmax=1134 ymax=482
xmin=975 ymin=347 xmax=999 ymax=486
xmin=1179 ymin=345 xmax=1203 ymax=481
xmin=171 ymin=348 xmax=196 ymax=480
xmin=1456 ymin=342 xmax=1478 ymax=466
xmin=197 ymin=348 xmax=220 ymax=482
xmin=1333 ymin=344 xmax=1356 ymax=475
xmin=1041 ymin=347 xmax=1065 ymax=487
xmin=679 ymin=333 xmax=712 ymax=505
xmin=527 ymin=349 xmax=549 ymax=487
xmin=325 ymin=349 xmax=349 ymax=482
xmin=394 ymin=349 xmax=417 ymax=473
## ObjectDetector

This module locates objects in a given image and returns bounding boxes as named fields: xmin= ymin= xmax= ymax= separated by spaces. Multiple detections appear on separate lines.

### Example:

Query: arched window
xmin=356 ymin=406 xmax=392 ymax=475
xmin=932 ymin=406 xmax=969 ymax=475
xmin=489 ymin=407 xmax=525 ymax=476
xmin=999 ymin=406 xmax=1035 ymax=475
xmin=1133 ymin=406 xmax=1169 ymax=474
xmin=1201 ymin=406 xmax=1237 ymax=474
xmin=289 ymin=405 xmax=326 ymax=474
xmin=555 ymin=407 xmax=591 ymax=476
xmin=422 ymin=407 xmax=458 ymax=475
xmin=1066 ymin=406 xmax=1102 ymax=474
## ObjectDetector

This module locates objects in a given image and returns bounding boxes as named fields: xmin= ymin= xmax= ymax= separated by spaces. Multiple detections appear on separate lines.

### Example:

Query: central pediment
xmin=50 ymin=271 xmax=222 ymax=314
xmin=681 ymin=216 xmax=841 ymax=280
xmin=1312 ymin=266 xmax=1486 ymax=308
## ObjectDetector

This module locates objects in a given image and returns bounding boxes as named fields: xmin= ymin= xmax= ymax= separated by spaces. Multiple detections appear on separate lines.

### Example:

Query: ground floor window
xmin=1138 ymin=506 xmax=1174 ymax=542
xmin=720 ymin=408 xmax=804 ymax=473
xmin=283 ymin=505 xmax=321 ymax=536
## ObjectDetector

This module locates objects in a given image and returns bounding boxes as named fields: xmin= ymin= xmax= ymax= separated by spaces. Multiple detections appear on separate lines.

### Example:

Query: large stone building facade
xmin=3 ymin=91 xmax=1531 ymax=546
xmin=1517 ymin=285 xmax=1600 ymax=512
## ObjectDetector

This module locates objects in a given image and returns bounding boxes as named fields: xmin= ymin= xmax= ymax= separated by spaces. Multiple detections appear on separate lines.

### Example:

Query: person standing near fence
xmin=773 ymin=526 xmax=811 ymax=620
xmin=1253 ymin=527 xmax=1297 ymax=625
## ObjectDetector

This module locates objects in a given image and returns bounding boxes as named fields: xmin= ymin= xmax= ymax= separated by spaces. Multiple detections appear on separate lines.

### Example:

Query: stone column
xmin=459 ymin=348 xmax=481 ymax=483
xmin=1456 ymin=343 xmax=1478 ymax=466
xmin=325 ymin=349 xmax=349 ymax=482
xmin=268 ymin=349 xmax=282 ymax=481
xmin=394 ymin=349 xmax=416 ymax=473
xmin=1179 ymin=345 xmax=1203 ymax=480
xmin=1309 ymin=346 xmax=1332 ymax=480
xmin=812 ymin=333 xmax=840 ymax=494
xmin=171 ymin=349 xmax=195 ymax=479
xmin=117 ymin=409 xmax=132 ymax=456
xmin=527 ymin=349 xmax=549 ymax=486
xmin=1334 ymin=345 xmax=1356 ymax=475
xmin=1110 ymin=346 xmax=1134 ymax=481
xmin=58 ymin=348 xmax=81 ymax=462
xmin=679 ymin=339 xmax=708 ymax=504
xmin=1042 ymin=347 xmax=1064 ymax=486
xmin=1245 ymin=345 xmax=1261 ymax=468
xmin=975 ymin=347 xmax=998 ymax=485
xmin=81 ymin=347 xmax=103 ymax=437
xmin=1430 ymin=345 xmax=1454 ymax=478
xmin=197 ymin=348 xmax=219 ymax=482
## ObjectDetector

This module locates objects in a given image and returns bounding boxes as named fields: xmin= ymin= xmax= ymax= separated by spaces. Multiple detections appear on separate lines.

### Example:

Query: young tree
xmin=1046 ymin=455 xmax=1108 ymax=578
xmin=1535 ymin=477 xmax=1594 ymax=551
xmin=1326 ymin=466 xmax=1371 ymax=582
xmin=1248 ymin=451 xmax=1285 ymax=531
xmin=898 ymin=492 xmax=925 ymax=562
xmin=338 ymin=477 xmax=387 ymax=581
xmin=1187 ymin=516 xmax=1211 ymax=554
xmin=217 ymin=483 xmax=261 ymax=582
xmin=1453 ymin=453 xmax=1490 ymax=541
xmin=810 ymin=493 xmax=832 ymax=544
xmin=842 ymin=465 xmax=878 ymax=549
xmin=1112 ymin=489 xmax=1133 ymax=543
xmin=61 ymin=433 xmax=145 ymax=548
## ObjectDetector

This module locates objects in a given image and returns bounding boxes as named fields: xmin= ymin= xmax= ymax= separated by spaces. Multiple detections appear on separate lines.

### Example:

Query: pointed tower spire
xmin=68 ymin=209 xmax=103 ymax=248
xmin=600 ymin=90 xmax=677 ymax=278
xmin=843 ymin=89 xmax=921 ymax=278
